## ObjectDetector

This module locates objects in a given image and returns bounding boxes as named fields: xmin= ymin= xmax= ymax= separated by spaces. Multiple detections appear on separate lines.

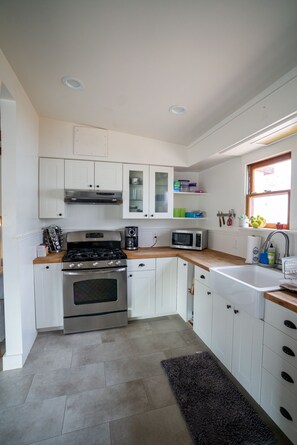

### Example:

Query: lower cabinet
xmin=193 ymin=266 xmax=212 ymax=348
xmin=156 ymin=257 xmax=177 ymax=315
xmin=212 ymin=292 xmax=263 ymax=403
xmin=33 ymin=263 xmax=63 ymax=330
xmin=127 ymin=257 xmax=177 ymax=319
xmin=127 ymin=260 xmax=156 ymax=318
xmin=176 ymin=258 xmax=188 ymax=322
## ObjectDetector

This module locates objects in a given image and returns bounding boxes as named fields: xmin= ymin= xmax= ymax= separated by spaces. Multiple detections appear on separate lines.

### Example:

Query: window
xmin=246 ymin=153 xmax=291 ymax=229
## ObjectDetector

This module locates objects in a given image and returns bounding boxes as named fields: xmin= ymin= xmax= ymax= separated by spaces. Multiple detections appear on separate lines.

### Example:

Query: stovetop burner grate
xmin=63 ymin=247 xmax=127 ymax=262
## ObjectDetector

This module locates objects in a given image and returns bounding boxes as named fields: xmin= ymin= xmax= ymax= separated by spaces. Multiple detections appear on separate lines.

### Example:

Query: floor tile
xmin=129 ymin=331 xmax=187 ymax=355
xmin=101 ymin=321 xmax=152 ymax=343
xmin=164 ymin=345 xmax=203 ymax=359
xmin=105 ymin=352 xmax=165 ymax=386
xmin=0 ymin=371 xmax=34 ymax=407
xmin=26 ymin=363 xmax=105 ymax=402
xmin=179 ymin=328 xmax=205 ymax=346
xmin=32 ymin=330 xmax=102 ymax=354
xmin=0 ymin=396 xmax=66 ymax=445
xmin=71 ymin=339 xmax=134 ymax=367
xmin=110 ymin=404 xmax=193 ymax=445
xmin=62 ymin=380 xmax=150 ymax=434
xmin=143 ymin=373 xmax=176 ymax=409
xmin=30 ymin=423 xmax=110 ymax=445
xmin=24 ymin=348 xmax=72 ymax=373
xmin=148 ymin=316 xmax=191 ymax=333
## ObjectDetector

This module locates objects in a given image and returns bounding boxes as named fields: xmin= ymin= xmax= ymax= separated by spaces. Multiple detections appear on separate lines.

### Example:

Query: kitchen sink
xmin=210 ymin=265 xmax=282 ymax=319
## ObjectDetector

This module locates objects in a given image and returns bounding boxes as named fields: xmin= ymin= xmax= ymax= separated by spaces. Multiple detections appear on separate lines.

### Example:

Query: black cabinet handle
xmin=46 ymin=266 xmax=49 ymax=269
xmin=58 ymin=213 xmax=62 ymax=216
xmin=207 ymin=291 xmax=211 ymax=295
xmin=139 ymin=263 xmax=145 ymax=267
xmin=200 ymin=275 xmax=205 ymax=279
xmin=144 ymin=214 xmax=148 ymax=217
xmin=183 ymin=263 xmax=187 ymax=266
xmin=151 ymin=214 xmax=154 ymax=217
xmin=284 ymin=320 xmax=297 ymax=330
xmin=226 ymin=305 xmax=231 ymax=309
xmin=129 ymin=274 xmax=133 ymax=277
xmin=280 ymin=406 xmax=293 ymax=421
xmin=282 ymin=346 xmax=295 ymax=357
xmin=96 ymin=185 xmax=99 ymax=188
xmin=281 ymin=371 xmax=294 ymax=384
xmin=89 ymin=185 xmax=93 ymax=188
xmin=234 ymin=309 xmax=239 ymax=314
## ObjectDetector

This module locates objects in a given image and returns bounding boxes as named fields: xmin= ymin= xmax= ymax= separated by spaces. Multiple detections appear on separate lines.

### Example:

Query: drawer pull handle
xmin=280 ymin=406 xmax=293 ymax=421
xmin=281 ymin=371 xmax=294 ymax=384
xmin=282 ymin=346 xmax=295 ymax=357
xmin=200 ymin=275 xmax=205 ymax=279
xmin=207 ymin=291 xmax=211 ymax=295
xmin=234 ymin=309 xmax=239 ymax=314
xmin=226 ymin=305 xmax=231 ymax=309
xmin=129 ymin=274 xmax=133 ymax=277
xmin=138 ymin=263 xmax=145 ymax=267
xmin=284 ymin=319 xmax=296 ymax=330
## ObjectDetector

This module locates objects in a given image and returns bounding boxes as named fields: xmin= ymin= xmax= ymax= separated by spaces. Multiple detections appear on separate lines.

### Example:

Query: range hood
xmin=64 ymin=190 xmax=122 ymax=205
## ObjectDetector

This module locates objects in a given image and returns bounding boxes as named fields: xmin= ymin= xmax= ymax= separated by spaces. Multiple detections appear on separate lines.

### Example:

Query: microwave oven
xmin=170 ymin=229 xmax=208 ymax=251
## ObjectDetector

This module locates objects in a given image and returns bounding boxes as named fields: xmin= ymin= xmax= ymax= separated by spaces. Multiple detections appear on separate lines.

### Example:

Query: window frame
xmin=246 ymin=152 xmax=291 ymax=229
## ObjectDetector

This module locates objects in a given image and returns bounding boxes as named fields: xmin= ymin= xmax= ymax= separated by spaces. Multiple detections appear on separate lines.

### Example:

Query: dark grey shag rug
xmin=161 ymin=352 xmax=275 ymax=445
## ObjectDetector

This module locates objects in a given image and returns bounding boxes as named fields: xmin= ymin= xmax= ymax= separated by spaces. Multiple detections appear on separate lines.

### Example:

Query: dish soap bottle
xmin=267 ymin=243 xmax=276 ymax=266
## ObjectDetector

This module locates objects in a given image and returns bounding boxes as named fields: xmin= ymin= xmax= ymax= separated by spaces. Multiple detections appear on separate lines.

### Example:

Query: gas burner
xmin=63 ymin=247 xmax=127 ymax=263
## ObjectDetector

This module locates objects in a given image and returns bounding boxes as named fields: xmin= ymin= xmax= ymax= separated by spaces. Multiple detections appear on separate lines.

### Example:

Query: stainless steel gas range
xmin=62 ymin=230 xmax=127 ymax=334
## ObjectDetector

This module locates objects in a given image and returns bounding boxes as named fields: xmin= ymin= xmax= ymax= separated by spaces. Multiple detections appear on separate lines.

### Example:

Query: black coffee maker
xmin=125 ymin=226 xmax=138 ymax=250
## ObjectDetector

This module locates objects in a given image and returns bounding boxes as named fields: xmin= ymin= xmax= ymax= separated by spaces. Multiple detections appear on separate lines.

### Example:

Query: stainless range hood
xmin=64 ymin=190 xmax=122 ymax=204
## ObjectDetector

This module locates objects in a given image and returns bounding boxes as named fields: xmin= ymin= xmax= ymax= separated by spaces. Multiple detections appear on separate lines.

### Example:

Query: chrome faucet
xmin=262 ymin=230 xmax=290 ymax=267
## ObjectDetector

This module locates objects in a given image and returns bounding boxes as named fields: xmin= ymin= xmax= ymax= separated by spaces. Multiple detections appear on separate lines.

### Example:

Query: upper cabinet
xmin=65 ymin=160 xmax=122 ymax=191
xmin=123 ymin=164 xmax=173 ymax=219
xmin=39 ymin=158 xmax=65 ymax=219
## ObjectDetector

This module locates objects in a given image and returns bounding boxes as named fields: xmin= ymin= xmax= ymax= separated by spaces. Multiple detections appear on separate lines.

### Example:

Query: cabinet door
xmin=94 ymin=162 xmax=122 ymax=191
xmin=156 ymin=257 xmax=177 ymax=315
xmin=122 ymin=164 xmax=149 ymax=218
xmin=232 ymin=309 xmax=264 ymax=403
xmin=212 ymin=293 xmax=233 ymax=371
xmin=149 ymin=166 xmax=173 ymax=218
xmin=193 ymin=281 xmax=212 ymax=347
xmin=34 ymin=263 xmax=63 ymax=329
xmin=127 ymin=270 xmax=155 ymax=318
xmin=177 ymin=258 xmax=188 ymax=322
xmin=65 ymin=160 xmax=94 ymax=190
xmin=39 ymin=158 xmax=65 ymax=218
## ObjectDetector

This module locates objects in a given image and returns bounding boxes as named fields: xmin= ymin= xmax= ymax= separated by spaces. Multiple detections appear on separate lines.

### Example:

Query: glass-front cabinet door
xmin=123 ymin=164 xmax=149 ymax=218
xmin=149 ymin=166 xmax=173 ymax=218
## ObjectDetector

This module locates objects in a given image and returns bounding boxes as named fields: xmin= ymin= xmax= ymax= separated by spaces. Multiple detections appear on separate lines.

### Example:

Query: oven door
xmin=63 ymin=267 xmax=127 ymax=317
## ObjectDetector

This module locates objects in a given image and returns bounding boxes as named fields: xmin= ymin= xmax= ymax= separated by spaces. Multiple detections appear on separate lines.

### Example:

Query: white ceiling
xmin=0 ymin=0 xmax=297 ymax=146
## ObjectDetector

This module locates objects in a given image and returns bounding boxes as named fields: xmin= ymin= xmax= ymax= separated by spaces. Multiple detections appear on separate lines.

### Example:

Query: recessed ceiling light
xmin=169 ymin=105 xmax=187 ymax=115
xmin=61 ymin=76 xmax=85 ymax=90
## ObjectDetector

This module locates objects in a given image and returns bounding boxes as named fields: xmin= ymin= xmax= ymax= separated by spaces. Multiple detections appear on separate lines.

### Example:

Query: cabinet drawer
xmin=261 ymin=368 xmax=297 ymax=445
xmin=195 ymin=266 xmax=210 ymax=287
xmin=263 ymin=346 xmax=297 ymax=398
xmin=265 ymin=300 xmax=297 ymax=342
xmin=127 ymin=258 xmax=156 ymax=272
xmin=264 ymin=323 xmax=297 ymax=369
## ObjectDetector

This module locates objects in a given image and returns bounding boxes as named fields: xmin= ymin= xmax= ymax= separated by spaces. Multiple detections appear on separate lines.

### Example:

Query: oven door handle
xmin=63 ymin=267 xmax=127 ymax=276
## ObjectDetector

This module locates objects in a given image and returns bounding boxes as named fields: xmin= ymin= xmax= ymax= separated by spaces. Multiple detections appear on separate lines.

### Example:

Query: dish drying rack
xmin=280 ymin=257 xmax=297 ymax=292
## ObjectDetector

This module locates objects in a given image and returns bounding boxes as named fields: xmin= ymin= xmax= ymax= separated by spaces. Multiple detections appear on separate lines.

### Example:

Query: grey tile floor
xmin=0 ymin=315 xmax=293 ymax=445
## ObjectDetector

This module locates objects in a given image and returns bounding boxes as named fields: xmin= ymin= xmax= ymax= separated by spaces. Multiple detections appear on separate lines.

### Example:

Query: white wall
xmin=0 ymin=48 xmax=40 ymax=370
xmin=39 ymin=117 xmax=187 ymax=167
xmin=197 ymin=135 xmax=297 ymax=259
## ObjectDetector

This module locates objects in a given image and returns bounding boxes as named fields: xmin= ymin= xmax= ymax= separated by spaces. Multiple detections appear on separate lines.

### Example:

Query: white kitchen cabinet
xmin=127 ymin=259 xmax=156 ymax=318
xmin=34 ymin=263 xmax=63 ymax=330
xmin=122 ymin=164 xmax=173 ymax=219
xmin=65 ymin=160 xmax=94 ymax=190
xmin=94 ymin=162 xmax=122 ymax=191
xmin=65 ymin=159 xmax=122 ymax=191
xmin=211 ymin=292 xmax=233 ymax=370
xmin=176 ymin=258 xmax=188 ymax=322
xmin=261 ymin=300 xmax=297 ymax=444
xmin=193 ymin=275 xmax=213 ymax=348
xmin=156 ymin=257 xmax=177 ymax=315
xmin=39 ymin=158 xmax=65 ymax=218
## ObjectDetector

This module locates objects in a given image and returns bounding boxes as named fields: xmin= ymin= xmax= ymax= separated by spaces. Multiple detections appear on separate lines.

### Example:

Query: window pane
xmin=250 ymin=194 xmax=289 ymax=225
xmin=252 ymin=159 xmax=291 ymax=193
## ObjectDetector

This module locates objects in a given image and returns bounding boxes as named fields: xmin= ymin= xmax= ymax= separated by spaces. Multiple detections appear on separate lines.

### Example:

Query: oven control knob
xmin=69 ymin=263 xmax=75 ymax=268
xmin=108 ymin=260 xmax=114 ymax=266
xmin=115 ymin=260 xmax=121 ymax=265
xmin=77 ymin=263 xmax=84 ymax=268
xmin=93 ymin=262 xmax=99 ymax=266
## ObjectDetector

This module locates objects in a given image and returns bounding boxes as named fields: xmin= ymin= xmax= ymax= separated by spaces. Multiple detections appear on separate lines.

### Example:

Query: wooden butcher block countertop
xmin=124 ymin=247 xmax=245 ymax=271
xmin=264 ymin=290 xmax=297 ymax=313
xmin=33 ymin=251 xmax=65 ymax=264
